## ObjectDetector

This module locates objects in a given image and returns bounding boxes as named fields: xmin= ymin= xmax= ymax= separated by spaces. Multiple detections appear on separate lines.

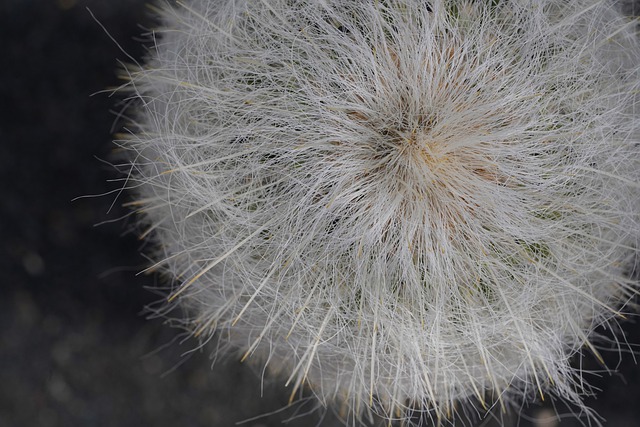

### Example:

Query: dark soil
xmin=2 ymin=1 xmax=640 ymax=427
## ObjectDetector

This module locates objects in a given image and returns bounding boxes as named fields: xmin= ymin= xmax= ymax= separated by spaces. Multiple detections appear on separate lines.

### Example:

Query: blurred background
xmin=1 ymin=1 xmax=640 ymax=426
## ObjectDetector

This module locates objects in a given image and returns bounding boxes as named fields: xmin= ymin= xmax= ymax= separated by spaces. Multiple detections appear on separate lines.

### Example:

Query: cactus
xmin=118 ymin=0 xmax=640 ymax=425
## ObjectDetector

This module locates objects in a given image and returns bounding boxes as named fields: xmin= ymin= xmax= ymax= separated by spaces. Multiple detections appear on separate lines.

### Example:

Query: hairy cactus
xmin=118 ymin=0 xmax=640 ymax=424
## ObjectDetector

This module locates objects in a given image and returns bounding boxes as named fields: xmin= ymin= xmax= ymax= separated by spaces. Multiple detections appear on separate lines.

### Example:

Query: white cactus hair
xmin=118 ymin=0 xmax=640 ymax=425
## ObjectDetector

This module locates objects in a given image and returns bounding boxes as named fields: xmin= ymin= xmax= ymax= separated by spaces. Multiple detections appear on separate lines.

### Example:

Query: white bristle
xmin=118 ymin=0 xmax=640 ymax=425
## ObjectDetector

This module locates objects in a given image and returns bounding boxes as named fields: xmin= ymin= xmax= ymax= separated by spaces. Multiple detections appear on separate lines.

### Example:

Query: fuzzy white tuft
xmin=119 ymin=0 xmax=640 ymax=424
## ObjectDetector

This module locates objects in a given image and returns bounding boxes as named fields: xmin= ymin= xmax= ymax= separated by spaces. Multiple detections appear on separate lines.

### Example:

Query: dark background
xmin=2 ymin=1 xmax=640 ymax=426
